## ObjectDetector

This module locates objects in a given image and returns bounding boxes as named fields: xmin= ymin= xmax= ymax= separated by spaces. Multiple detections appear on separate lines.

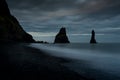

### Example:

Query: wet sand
xmin=0 ymin=43 xmax=91 ymax=80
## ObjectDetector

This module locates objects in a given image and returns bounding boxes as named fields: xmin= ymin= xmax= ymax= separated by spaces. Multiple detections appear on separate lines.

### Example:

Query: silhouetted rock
xmin=35 ymin=41 xmax=49 ymax=44
xmin=54 ymin=27 xmax=70 ymax=43
xmin=90 ymin=30 xmax=97 ymax=44
xmin=0 ymin=0 xmax=35 ymax=42
xmin=0 ymin=0 xmax=10 ymax=15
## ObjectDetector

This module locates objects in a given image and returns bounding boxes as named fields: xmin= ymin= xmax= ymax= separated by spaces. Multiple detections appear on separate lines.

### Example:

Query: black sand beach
xmin=0 ymin=43 xmax=90 ymax=80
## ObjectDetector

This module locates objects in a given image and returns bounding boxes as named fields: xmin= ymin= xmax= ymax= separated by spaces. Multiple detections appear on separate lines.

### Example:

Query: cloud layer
xmin=6 ymin=0 xmax=120 ymax=36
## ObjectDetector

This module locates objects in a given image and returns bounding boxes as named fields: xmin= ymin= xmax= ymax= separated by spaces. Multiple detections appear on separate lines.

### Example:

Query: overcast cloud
xmin=5 ymin=0 xmax=120 ymax=42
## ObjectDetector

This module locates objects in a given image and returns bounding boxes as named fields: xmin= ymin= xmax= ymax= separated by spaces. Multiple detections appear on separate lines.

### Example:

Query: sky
xmin=6 ymin=0 xmax=120 ymax=43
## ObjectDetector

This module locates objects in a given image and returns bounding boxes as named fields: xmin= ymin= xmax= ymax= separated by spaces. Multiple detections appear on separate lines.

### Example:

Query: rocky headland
xmin=0 ymin=0 xmax=35 ymax=43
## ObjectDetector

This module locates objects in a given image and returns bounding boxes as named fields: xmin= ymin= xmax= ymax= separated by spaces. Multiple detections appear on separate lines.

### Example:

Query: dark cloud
xmin=6 ymin=0 xmax=120 ymax=35
xmin=6 ymin=0 xmax=120 ymax=13
xmin=6 ymin=0 xmax=76 ymax=11
xmin=6 ymin=0 xmax=120 ymax=21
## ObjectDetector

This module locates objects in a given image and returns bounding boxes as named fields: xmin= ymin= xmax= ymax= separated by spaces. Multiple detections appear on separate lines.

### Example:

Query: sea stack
xmin=54 ymin=27 xmax=70 ymax=43
xmin=0 ymin=0 xmax=35 ymax=42
xmin=90 ymin=30 xmax=97 ymax=44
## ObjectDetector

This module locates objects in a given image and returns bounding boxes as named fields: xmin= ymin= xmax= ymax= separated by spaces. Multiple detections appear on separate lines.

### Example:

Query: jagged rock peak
xmin=54 ymin=27 xmax=70 ymax=43
xmin=59 ymin=27 xmax=66 ymax=34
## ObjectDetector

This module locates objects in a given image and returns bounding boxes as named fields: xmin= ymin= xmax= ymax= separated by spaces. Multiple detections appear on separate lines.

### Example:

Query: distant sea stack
xmin=0 ymin=0 xmax=35 ymax=42
xmin=54 ymin=27 xmax=70 ymax=43
xmin=90 ymin=30 xmax=97 ymax=44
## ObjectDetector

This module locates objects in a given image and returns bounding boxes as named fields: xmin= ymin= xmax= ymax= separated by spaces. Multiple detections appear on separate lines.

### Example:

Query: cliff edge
xmin=0 ymin=0 xmax=35 ymax=42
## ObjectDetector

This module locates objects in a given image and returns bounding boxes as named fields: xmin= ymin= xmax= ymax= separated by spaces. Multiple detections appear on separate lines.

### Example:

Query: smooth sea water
xmin=30 ymin=43 xmax=120 ymax=80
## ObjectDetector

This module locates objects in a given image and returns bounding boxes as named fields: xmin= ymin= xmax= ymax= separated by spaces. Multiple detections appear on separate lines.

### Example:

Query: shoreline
xmin=0 ymin=43 xmax=91 ymax=80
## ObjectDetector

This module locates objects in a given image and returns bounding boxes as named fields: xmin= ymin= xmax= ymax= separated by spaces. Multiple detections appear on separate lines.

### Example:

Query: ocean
xmin=30 ymin=43 xmax=120 ymax=80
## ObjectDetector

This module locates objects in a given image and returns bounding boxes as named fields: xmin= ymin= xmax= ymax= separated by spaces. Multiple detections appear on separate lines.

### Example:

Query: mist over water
xmin=30 ymin=43 xmax=120 ymax=80
xmin=28 ymin=31 xmax=120 ymax=43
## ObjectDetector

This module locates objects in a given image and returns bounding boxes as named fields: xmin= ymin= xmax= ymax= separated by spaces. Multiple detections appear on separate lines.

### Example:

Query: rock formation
xmin=0 ymin=0 xmax=11 ymax=15
xmin=90 ymin=30 xmax=97 ymax=44
xmin=0 ymin=0 xmax=35 ymax=42
xmin=54 ymin=27 xmax=70 ymax=43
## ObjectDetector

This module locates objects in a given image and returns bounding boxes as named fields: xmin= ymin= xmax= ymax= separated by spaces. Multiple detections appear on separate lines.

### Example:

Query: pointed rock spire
xmin=90 ymin=30 xmax=97 ymax=44
xmin=54 ymin=27 xmax=70 ymax=43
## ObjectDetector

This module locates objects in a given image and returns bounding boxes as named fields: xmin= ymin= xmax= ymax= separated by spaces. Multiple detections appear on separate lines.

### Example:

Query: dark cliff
xmin=0 ymin=0 xmax=35 ymax=42
xmin=0 ymin=0 xmax=10 ymax=15
xmin=54 ymin=27 xmax=70 ymax=43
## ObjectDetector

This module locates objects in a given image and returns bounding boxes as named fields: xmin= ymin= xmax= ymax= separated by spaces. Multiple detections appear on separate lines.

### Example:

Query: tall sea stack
xmin=90 ymin=30 xmax=97 ymax=44
xmin=54 ymin=27 xmax=70 ymax=43
xmin=0 ymin=0 xmax=35 ymax=42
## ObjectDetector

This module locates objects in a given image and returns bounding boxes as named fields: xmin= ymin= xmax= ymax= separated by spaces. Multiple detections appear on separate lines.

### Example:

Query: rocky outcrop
xmin=0 ymin=0 xmax=35 ymax=42
xmin=90 ymin=30 xmax=97 ymax=44
xmin=54 ymin=27 xmax=70 ymax=43
xmin=0 ymin=0 xmax=10 ymax=15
